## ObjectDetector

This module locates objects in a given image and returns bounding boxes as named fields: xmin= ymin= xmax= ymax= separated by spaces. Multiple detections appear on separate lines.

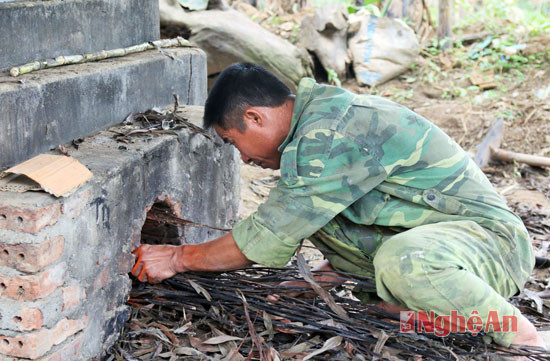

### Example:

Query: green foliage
xmin=326 ymin=68 xmax=342 ymax=88
xmin=380 ymin=0 xmax=392 ymax=17
xmin=391 ymin=88 xmax=414 ymax=103
xmin=346 ymin=0 xmax=382 ymax=17
xmin=496 ymin=109 xmax=519 ymax=121
xmin=462 ymin=35 xmax=549 ymax=74
xmin=442 ymin=86 xmax=467 ymax=100
xmin=413 ymin=0 xmax=550 ymax=103
xmin=288 ymin=24 xmax=301 ymax=44
xmin=267 ymin=16 xmax=282 ymax=26
xmin=313 ymin=0 xmax=354 ymax=8
xmin=454 ymin=0 xmax=550 ymax=36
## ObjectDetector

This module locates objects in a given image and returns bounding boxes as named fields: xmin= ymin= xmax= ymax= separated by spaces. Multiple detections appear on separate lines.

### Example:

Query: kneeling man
xmin=132 ymin=63 xmax=543 ymax=349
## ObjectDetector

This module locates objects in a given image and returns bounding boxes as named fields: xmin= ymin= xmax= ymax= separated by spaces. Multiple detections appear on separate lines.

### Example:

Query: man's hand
xmin=131 ymin=232 xmax=253 ymax=283
xmin=131 ymin=244 xmax=185 ymax=283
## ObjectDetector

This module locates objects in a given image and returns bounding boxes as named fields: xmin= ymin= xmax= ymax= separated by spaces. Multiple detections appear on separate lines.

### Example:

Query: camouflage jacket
xmin=232 ymin=78 xmax=533 ymax=288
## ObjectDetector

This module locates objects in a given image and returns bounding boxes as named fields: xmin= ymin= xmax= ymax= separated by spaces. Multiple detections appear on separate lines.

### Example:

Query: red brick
xmin=0 ymin=237 xmax=64 ymax=273
xmin=14 ymin=308 xmax=44 ymax=331
xmin=118 ymin=253 xmax=135 ymax=275
xmin=38 ymin=334 xmax=83 ymax=361
xmin=0 ymin=316 xmax=87 ymax=359
xmin=0 ymin=202 xmax=61 ymax=234
xmin=62 ymin=285 xmax=86 ymax=311
xmin=0 ymin=263 xmax=66 ymax=301
xmin=93 ymin=265 xmax=110 ymax=292
xmin=61 ymin=189 xmax=90 ymax=219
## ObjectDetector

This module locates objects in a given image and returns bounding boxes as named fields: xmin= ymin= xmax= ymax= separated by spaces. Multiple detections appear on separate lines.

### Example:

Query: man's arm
xmin=131 ymin=232 xmax=253 ymax=283
xmin=232 ymin=130 xmax=388 ymax=268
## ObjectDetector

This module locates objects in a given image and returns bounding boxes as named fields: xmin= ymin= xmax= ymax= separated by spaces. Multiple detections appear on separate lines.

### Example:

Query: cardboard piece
xmin=0 ymin=172 xmax=42 ymax=193
xmin=1 ymin=154 xmax=93 ymax=197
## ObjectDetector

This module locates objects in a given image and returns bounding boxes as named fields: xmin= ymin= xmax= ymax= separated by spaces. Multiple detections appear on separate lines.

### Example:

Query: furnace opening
xmin=140 ymin=202 xmax=185 ymax=246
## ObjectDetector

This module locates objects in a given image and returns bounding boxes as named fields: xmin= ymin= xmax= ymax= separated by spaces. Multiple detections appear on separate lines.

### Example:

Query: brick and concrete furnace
xmin=0 ymin=1 xmax=240 ymax=360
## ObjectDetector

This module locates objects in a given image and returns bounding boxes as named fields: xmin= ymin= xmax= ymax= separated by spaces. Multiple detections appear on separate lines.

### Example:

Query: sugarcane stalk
xmin=10 ymin=37 xmax=191 ymax=77
xmin=11 ymin=61 xmax=45 ymax=76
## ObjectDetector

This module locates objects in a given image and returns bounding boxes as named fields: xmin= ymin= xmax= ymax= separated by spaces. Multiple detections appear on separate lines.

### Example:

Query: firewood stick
xmin=10 ymin=37 xmax=191 ymax=77
xmin=491 ymin=146 xmax=550 ymax=168
xmin=147 ymin=207 xmax=230 ymax=231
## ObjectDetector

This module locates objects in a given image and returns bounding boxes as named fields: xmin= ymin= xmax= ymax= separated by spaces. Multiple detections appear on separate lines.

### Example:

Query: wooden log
xmin=491 ymin=147 xmax=550 ymax=168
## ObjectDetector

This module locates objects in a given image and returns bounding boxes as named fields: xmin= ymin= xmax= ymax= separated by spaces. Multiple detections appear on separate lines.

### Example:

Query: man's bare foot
xmin=510 ymin=314 xmax=546 ymax=349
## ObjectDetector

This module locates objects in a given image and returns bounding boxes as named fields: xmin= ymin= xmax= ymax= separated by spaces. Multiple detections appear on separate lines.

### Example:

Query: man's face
xmin=213 ymin=105 xmax=293 ymax=170
xmin=214 ymin=122 xmax=283 ymax=170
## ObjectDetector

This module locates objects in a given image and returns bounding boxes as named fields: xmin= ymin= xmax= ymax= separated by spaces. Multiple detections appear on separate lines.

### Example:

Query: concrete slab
xmin=0 ymin=47 xmax=207 ymax=169
xmin=0 ymin=0 xmax=159 ymax=70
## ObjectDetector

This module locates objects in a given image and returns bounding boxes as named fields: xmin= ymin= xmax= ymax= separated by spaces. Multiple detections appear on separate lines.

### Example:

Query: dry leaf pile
xmin=509 ymin=200 xmax=550 ymax=256
xmin=107 ymin=264 xmax=550 ymax=360
xmin=507 ymin=201 xmax=550 ymax=320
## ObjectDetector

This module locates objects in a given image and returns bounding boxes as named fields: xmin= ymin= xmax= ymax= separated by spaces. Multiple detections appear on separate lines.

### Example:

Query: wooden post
xmin=437 ymin=0 xmax=452 ymax=49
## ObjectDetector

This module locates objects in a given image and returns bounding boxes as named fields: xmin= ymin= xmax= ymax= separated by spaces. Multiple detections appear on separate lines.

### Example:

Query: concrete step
xmin=0 ymin=0 xmax=159 ymax=70
xmin=0 ymin=47 xmax=207 ymax=169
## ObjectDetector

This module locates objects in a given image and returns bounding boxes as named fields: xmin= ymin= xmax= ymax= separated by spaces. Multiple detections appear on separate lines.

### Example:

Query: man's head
xmin=204 ymin=63 xmax=295 ymax=170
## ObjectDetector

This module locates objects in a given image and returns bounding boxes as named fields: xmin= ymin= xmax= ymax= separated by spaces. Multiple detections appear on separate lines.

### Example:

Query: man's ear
xmin=243 ymin=107 xmax=263 ymax=127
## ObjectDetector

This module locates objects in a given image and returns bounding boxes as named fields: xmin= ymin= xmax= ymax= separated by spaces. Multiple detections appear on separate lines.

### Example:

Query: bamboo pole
xmin=10 ymin=37 xmax=191 ymax=77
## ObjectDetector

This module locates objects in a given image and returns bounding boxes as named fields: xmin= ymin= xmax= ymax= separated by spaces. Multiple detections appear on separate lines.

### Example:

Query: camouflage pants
xmin=310 ymin=218 xmax=528 ymax=347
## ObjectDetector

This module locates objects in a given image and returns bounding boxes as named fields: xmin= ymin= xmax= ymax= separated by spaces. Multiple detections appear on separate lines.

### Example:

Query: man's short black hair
xmin=203 ymin=63 xmax=292 ymax=131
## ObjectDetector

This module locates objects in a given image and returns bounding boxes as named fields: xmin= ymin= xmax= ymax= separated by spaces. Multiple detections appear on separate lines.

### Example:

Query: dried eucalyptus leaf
xmin=524 ymin=289 xmax=544 ymax=313
xmin=202 ymin=335 xmax=243 ymax=344
xmin=173 ymin=322 xmax=192 ymax=334
xmin=188 ymin=279 xmax=212 ymax=301
xmin=263 ymin=311 xmax=275 ymax=341
xmin=302 ymin=336 xmax=342 ymax=361
xmin=174 ymin=346 xmax=206 ymax=356
xmin=373 ymin=330 xmax=389 ymax=356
